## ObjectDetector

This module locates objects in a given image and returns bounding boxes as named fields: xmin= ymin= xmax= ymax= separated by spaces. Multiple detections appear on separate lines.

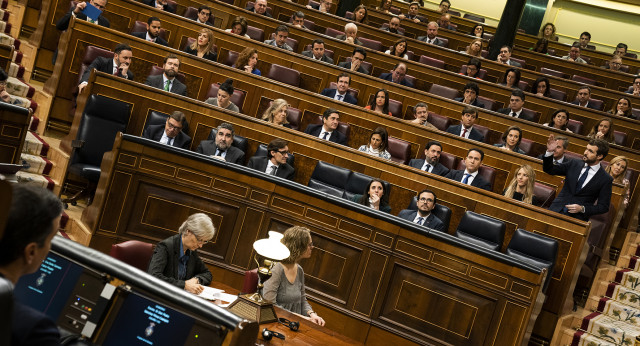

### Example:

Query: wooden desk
xmin=0 ymin=101 xmax=31 ymax=164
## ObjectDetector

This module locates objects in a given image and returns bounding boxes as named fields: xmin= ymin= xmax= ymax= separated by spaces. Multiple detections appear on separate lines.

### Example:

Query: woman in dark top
xmin=204 ymin=79 xmax=240 ymax=112
xmin=503 ymin=165 xmax=538 ymax=205
xmin=351 ymin=178 xmax=392 ymax=213
xmin=470 ymin=24 xmax=484 ymax=39
xmin=184 ymin=28 xmax=217 ymax=62
xmin=235 ymin=47 xmax=261 ymax=75
xmin=531 ymin=77 xmax=551 ymax=97
xmin=530 ymin=38 xmax=549 ymax=54
xmin=351 ymin=4 xmax=368 ymax=24
xmin=462 ymin=58 xmax=482 ymax=79
xmin=544 ymin=109 xmax=572 ymax=132
xmin=607 ymin=97 xmax=633 ymax=118
xmin=494 ymin=126 xmax=525 ymax=154
xmin=499 ymin=67 xmax=521 ymax=89
xmin=587 ymin=118 xmax=615 ymax=144
xmin=148 ymin=213 xmax=215 ymax=294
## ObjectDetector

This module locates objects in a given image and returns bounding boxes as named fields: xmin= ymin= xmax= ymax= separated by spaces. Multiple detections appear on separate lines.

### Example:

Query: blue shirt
xmin=178 ymin=236 xmax=190 ymax=280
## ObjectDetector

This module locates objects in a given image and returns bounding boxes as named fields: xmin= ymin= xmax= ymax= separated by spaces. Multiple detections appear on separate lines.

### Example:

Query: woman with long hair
xmin=530 ymin=38 xmax=548 ymax=54
xmin=225 ymin=16 xmax=250 ymax=38
xmin=608 ymin=97 xmax=633 ymax=118
xmin=543 ymin=109 xmax=572 ymax=132
xmin=235 ymin=47 xmax=261 ymax=75
xmin=352 ymin=5 xmax=368 ymax=24
xmin=503 ymin=165 xmax=537 ymax=205
xmin=499 ymin=67 xmax=521 ymax=89
xmin=351 ymin=178 xmax=391 ymax=213
xmin=365 ymin=89 xmax=391 ymax=116
xmin=539 ymin=23 xmax=557 ymax=41
xmin=587 ymin=118 xmax=615 ymax=144
xmin=358 ymin=127 xmax=391 ymax=160
xmin=604 ymin=156 xmax=630 ymax=207
xmin=470 ymin=24 xmax=484 ymax=39
xmin=261 ymin=99 xmax=290 ymax=128
xmin=531 ymin=77 xmax=551 ymax=97
xmin=385 ymin=38 xmax=409 ymax=59
xmin=494 ymin=126 xmax=525 ymax=154
xmin=461 ymin=58 xmax=482 ymax=79
xmin=464 ymin=38 xmax=483 ymax=57
xmin=376 ymin=0 xmax=393 ymax=14
xmin=184 ymin=28 xmax=217 ymax=61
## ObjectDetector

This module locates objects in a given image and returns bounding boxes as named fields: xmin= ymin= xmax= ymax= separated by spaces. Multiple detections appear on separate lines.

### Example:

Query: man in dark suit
xmin=145 ymin=53 xmax=188 ymax=96
xmin=398 ymin=189 xmax=445 ymax=232
xmin=454 ymin=82 xmax=485 ymax=108
xmin=418 ymin=22 xmax=447 ymax=47
xmin=245 ymin=0 xmax=273 ymax=17
xmin=291 ymin=11 xmax=309 ymax=30
xmin=380 ymin=17 xmax=403 ymax=35
xmin=142 ymin=111 xmax=191 ymax=149
xmin=78 ymin=43 xmax=133 ymax=94
xmin=398 ymin=2 xmax=425 ymax=23
xmin=1 ymin=184 xmax=64 ymax=345
xmin=571 ymin=86 xmax=599 ymax=109
xmin=379 ymin=63 xmax=414 ymax=87
xmin=301 ymin=39 xmax=334 ymax=64
xmin=497 ymin=89 xmax=534 ymax=121
xmin=336 ymin=23 xmax=363 ymax=46
xmin=408 ymin=140 xmax=450 ymax=176
xmin=437 ymin=13 xmax=456 ymax=31
xmin=537 ymin=136 xmax=573 ymax=164
xmin=542 ymin=135 xmax=613 ymax=221
xmin=56 ymin=0 xmax=110 ymax=31
xmin=445 ymin=148 xmax=492 ymax=191
xmin=196 ymin=122 xmax=245 ymax=164
xmin=446 ymin=106 xmax=485 ymax=142
xmin=247 ymin=139 xmax=295 ymax=180
xmin=304 ymin=108 xmax=348 ymax=145
xmin=338 ymin=47 xmax=368 ymax=74
xmin=141 ymin=0 xmax=176 ymax=13
xmin=496 ymin=46 xmax=522 ymax=67
xmin=321 ymin=73 xmax=357 ymax=105
xmin=131 ymin=17 xmax=168 ymax=46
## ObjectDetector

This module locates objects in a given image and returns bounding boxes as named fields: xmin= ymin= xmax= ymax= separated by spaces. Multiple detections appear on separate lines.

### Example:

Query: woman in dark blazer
xmin=148 ymin=213 xmax=215 ymax=294
xmin=184 ymin=28 xmax=217 ymax=62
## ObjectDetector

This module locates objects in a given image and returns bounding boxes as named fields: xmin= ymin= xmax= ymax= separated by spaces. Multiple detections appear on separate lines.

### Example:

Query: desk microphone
xmin=262 ymin=328 xmax=285 ymax=341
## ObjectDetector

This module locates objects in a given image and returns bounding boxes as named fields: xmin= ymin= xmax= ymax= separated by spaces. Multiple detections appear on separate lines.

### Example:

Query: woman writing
xmin=351 ymin=178 xmax=392 ymax=213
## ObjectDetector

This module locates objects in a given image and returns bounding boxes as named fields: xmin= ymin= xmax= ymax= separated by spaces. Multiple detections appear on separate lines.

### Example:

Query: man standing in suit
xmin=131 ymin=17 xmax=168 ymax=46
xmin=247 ymin=139 xmax=295 ymax=180
xmin=419 ymin=22 xmax=447 ymax=47
xmin=78 ymin=43 xmax=133 ymax=94
xmin=537 ymin=136 xmax=572 ymax=164
xmin=446 ymin=106 xmax=485 ymax=142
xmin=571 ymin=86 xmax=599 ymax=109
xmin=1 ymin=184 xmax=64 ymax=345
xmin=145 ymin=53 xmax=188 ymax=96
xmin=321 ymin=73 xmax=357 ymax=105
xmin=408 ymin=140 xmax=450 ymax=176
xmin=336 ymin=23 xmax=363 ymax=46
xmin=338 ymin=47 xmax=369 ymax=74
xmin=497 ymin=89 xmax=534 ymax=121
xmin=496 ymin=46 xmax=522 ymax=67
xmin=56 ymin=0 xmax=110 ymax=31
xmin=542 ymin=134 xmax=613 ymax=221
xmin=304 ymin=109 xmax=348 ymax=145
xmin=245 ymin=0 xmax=273 ymax=17
xmin=454 ymin=82 xmax=485 ymax=108
xmin=398 ymin=189 xmax=445 ymax=232
xmin=379 ymin=63 xmax=413 ymax=87
xmin=196 ymin=123 xmax=245 ymax=164
xmin=302 ymin=39 xmax=334 ymax=64
xmin=264 ymin=25 xmax=294 ymax=52
xmin=142 ymin=111 xmax=192 ymax=149
xmin=445 ymin=148 xmax=492 ymax=191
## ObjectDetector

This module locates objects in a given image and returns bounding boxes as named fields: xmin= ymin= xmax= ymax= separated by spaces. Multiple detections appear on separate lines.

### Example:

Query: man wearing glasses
xmin=142 ymin=111 xmax=192 ymax=149
xmin=397 ymin=189 xmax=445 ymax=232
xmin=247 ymin=138 xmax=295 ymax=180
xmin=195 ymin=5 xmax=212 ymax=25
xmin=148 ymin=213 xmax=215 ymax=294
xmin=56 ymin=0 xmax=110 ymax=30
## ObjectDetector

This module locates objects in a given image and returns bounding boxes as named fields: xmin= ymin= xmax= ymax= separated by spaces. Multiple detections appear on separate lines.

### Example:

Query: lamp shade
xmin=253 ymin=231 xmax=290 ymax=261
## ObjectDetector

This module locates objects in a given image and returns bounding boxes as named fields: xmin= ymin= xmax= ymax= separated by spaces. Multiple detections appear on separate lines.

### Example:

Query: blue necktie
xmin=576 ymin=165 xmax=590 ymax=191
xmin=424 ymin=164 xmax=431 ymax=172
xmin=462 ymin=173 xmax=471 ymax=184
xmin=416 ymin=217 xmax=424 ymax=225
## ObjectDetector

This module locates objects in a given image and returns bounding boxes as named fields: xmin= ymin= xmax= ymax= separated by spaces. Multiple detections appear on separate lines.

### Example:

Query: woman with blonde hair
xmin=464 ymin=38 xmax=483 ymax=57
xmin=605 ymin=156 xmax=630 ymax=207
xmin=263 ymin=226 xmax=326 ymax=326
xmin=503 ymin=165 xmax=537 ymax=205
xmin=261 ymin=99 xmax=290 ymax=128
xmin=184 ymin=28 xmax=217 ymax=61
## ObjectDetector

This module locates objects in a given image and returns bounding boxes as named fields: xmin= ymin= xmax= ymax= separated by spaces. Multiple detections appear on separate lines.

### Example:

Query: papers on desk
xmin=197 ymin=286 xmax=224 ymax=301
xmin=216 ymin=293 xmax=239 ymax=307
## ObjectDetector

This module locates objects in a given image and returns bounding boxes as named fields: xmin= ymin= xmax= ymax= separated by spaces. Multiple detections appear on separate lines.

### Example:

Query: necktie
xmin=322 ymin=132 xmax=329 ymax=140
xmin=461 ymin=128 xmax=467 ymax=137
xmin=164 ymin=80 xmax=171 ymax=91
xmin=270 ymin=166 xmax=277 ymax=175
xmin=553 ymin=160 xmax=559 ymax=165
xmin=511 ymin=111 xmax=516 ymax=117
xmin=337 ymin=94 xmax=343 ymax=101
xmin=576 ymin=165 xmax=590 ymax=190
xmin=424 ymin=164 xmax=431 ymax=172
xmin=462 ymin=173 xmax=471 ymax=184
xmin=215 ymin=149 xmax=224 ymax=156
xmin=416 ymin=217 xmax=424 ymax=225
xmin=168 ymin=137 xmax=174 ymax=146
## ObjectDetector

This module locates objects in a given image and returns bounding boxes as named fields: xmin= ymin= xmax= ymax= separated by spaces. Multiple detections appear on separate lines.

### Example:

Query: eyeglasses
xmin=167 ymin=122 xmax=183 ymax=131
xmin=418 ymin=197 xmax=434 ymax=203
xmin=277 ymin=150 xmax=290 ymax=155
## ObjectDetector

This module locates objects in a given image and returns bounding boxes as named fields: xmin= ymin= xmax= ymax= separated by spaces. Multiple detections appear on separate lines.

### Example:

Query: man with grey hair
xmin=419 ymin=22 xmax=446 ymax=47
xmin=148 ymin=213 xmax=215 ymax=293
xmin=196 ymin=122 xmax=245 ymax=164
xmin=336 ymin=23 xmax=363 ymax=46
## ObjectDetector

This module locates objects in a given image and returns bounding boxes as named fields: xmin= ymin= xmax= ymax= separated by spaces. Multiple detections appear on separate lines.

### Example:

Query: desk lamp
xmin=227 ymin=231 xmax=290 ymax=324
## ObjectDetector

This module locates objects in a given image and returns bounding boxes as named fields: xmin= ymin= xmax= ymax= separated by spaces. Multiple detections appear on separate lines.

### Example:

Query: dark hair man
xmin=445 ymin=148 xmax=492 ymax=191
xmin=196 ymin=5 xmax=212 ymax=24
xmin=562 ymin=43 xmax=587 ymax=64
xmin=78 ymin=43 xmax=133 ymax=93
xmin=454 ymin=82 xmax=484 ymax=108
xmin=145 ymin=53 xmax=187 ymax=96
xmin=196 ymin=123 xmax=245 ymax=164
xmin=497 ymin=89 xmax=534 ymax=121
xmin=264 ymin=25 xmax=293 ymax=51
xmin=446 ymin=106 xmax=484 ymax=142
xmin=142 ymin=111 xmax=192 ymax=149
xmin=302 ymin=38 xmax=334 ymax=64
xmin=496 ymin=46 xmax=521 ymax=67
xmin=397 ymin=189 xmax=445 ymax=231
xmin=320 ymin=73 xmax=357 ymax=104
xmin=571 ymin=85 xmax=598 ymax=109
xmin=408 ymin=140 xmax=449 ymax=176
xmin=247 ymin=138 xmax=295 ymax=180
xmin=131 ymin=17 xmax=168 ymax=46
xmin=304 ymin=109 xmax=348 ymax=145
xmin=338 ymin=47 xmax=369 ymax=74
xmin=578 ymin=32 xmax=591 ymax=49
xmin=537 ymin=136 xmax=571 ymax=164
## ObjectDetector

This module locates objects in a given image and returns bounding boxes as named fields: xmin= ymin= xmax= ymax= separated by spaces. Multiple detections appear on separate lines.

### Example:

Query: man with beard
xmin=408 ymin=140 xmax=449 ymax=176
xmin=542 ymin=135 xmax=612 ymax=221
xmin=145 ymin=53 xmax=187 ymax=96
xmin=78 ymin=43 xmax=133 ymax=93
xmin=196 ymin=123 xmax=245 ymax=164
xmin=397 ymin=189 xmax=445 ymax=232
xmin=380 ymin=17 xmax=403 ymax=36
xmin=132 ymin=17 xmax=168 ymax=46
xmin=142 ymin=111 xmax=192 ymax=149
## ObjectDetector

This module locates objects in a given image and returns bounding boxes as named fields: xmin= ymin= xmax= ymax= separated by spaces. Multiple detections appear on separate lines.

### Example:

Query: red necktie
xmin=462 ymin=129 xmax=467 ymax=137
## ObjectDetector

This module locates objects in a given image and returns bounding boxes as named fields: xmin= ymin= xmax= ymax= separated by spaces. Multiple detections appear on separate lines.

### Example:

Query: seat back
xmin=109 ymin=240 xmax=154 ymax=271
xmin=246 ymin=26 xmax=264 ymax=41
xmin=510 ymin=57 xmax=526 ymax=68
xmin=427 ymin=112 xmax=451 ymax=131
xmin=328 ymin=82 xmax=359 ymax=99
xmin=419 ymin=55 xmax=445 ymax=69
xmin=540 ymin=67 xmax=566 ymax=78
xmin=521 ymin=108 xmax=540 ymax=123
xmin=387 ymin=137 xmax=411 ymax=164
xmin=268 ymin=33 xmax=299 ymax=52
xmin=254 ymin=144 xmax=295 ymax=166
xmin=458 ymin=65 xmax=488 ymax=80
xmin=438 ymin=152 xmax=459 ymax=170
xmin=324 ymin=27 xmax=344 ymax=38
xmin=0 ymin=275 xmax=10 ymax=346
xmin=476 ymin=96 xmax=497 ymax=111
xmin=518 ymin=138 xmax=534 ymax=155
xmin=75 ymin=46 xmax=113 ymax=93
xmin=149 ymin=65 xmax=186 ymax=84
xmin=429 ymin=84 xmax=459 ymax=99
xmin=587 ymin=98 xmax=604 ymax=111
xmin=183 ymin=6 xmax=215 ymax=26
xmin=533 ymin=182 xmax=556 ymax=208
xmin=225 ymin=51 xmax=239 ymax=67
xmin=359 ymin=37 xmax=383 ymax=51
xmin=345 ymin=57 xmax=373 ymax=75
xmin=206 ymin=129 xmax=249 ymax=155
xmin=308 ymin=161 xmax=351 ymax=197
xmin=267 ymin=64 xmax=300 ymax=87
xmin=388 ymin=99 xmax=403 ymax=118
xmin=205 ymin=83 xmax=247 ymax=113
xmin=506 ymin=229 xmax=558 ymax=293
xmin=632 ymin=108 xmax=640 ymax=120
xmin=566 ymin=119 xmax=584 ymax=134
xmin=571 ymin=75 xmax=596 ymax=85
xmin=473 ymin=124 xmax=489 ymax=143
xmin=242 ymin=268 xmax=259 ymax=294
xmin=614 ymin=130 xmax=627 ymax=146
xmin=286 ymin=107 xmax=302 ymax=131
xmin=455 ymin=211 xmax=505 ymax=251
xmin=463 ymin=13 xmax=485 ymax=23
xmin=517 ymin=80 xmax=530 ymax=92
xmin=548 ymin=88 xmax=566 ymax=101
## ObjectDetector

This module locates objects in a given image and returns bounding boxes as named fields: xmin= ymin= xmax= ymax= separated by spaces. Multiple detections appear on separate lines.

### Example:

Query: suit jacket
xmin=56 ymin=7 xmax=110 ymax=31
xmin=408 ymin=159 xmax=449 ymax=176
xmin=446 ymin=124 xmax=485 ymax=142
xmin=131 ymin=31 xmax=169 ymax=46
xmin=301 ymin=50 xmax=334 ymax=64
xmin=245 ymin=5 xmax=273 ymax=17
xmin=379 ymin=72 xmax=413 ymax=87
xmin=338 ymin=61 xmax=368 ymax=74
xmin=504 ymin=59 xmax=522 ymax=67
xmin=148 ymin=234 xmax=212 ymax=289
xmin=10 ymin=300 xmax=60 ymax=346
xmin=571 ymin=100 xmax=599 ymax=110
xmin=537 ymin=154 xmax=573 ymax=164
xmin=380 ymin=27 xmax=403 ymax=36
xmin=397 ymin=209 xmax=445 ymax=232
xmin=542 ymin=154 xmax=612 ymax=221
xmin=335 ymin=34 xmax=363 ymax=46
xmin=247 ymin=156 xmax=295 ymax=180
xmin=196 ymin=140 xmax=245 ymax=164
xmin=304 ymin=124 xmax=348 ymax=145
xmin=445 ymin=169 xmax=492 ymax=191
xmin=497 ymin=108 xmax=535 ymax=121
xmin=418 ymin=36 xmax=446 ymax=47
xmin=142 ymin=124 xmax=191 ymax=149
xmin=320 ymin=88 xmax=358 ymax=105
xmin=80 ymin=56 xmax=134 ymax=84
xmin=184 ymin=46 xmax=217 ymax=62
xmin=145 ymin=74 xmax=188 ymax=96
xmin=453 ymin=97 xmax=485 ymax=109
